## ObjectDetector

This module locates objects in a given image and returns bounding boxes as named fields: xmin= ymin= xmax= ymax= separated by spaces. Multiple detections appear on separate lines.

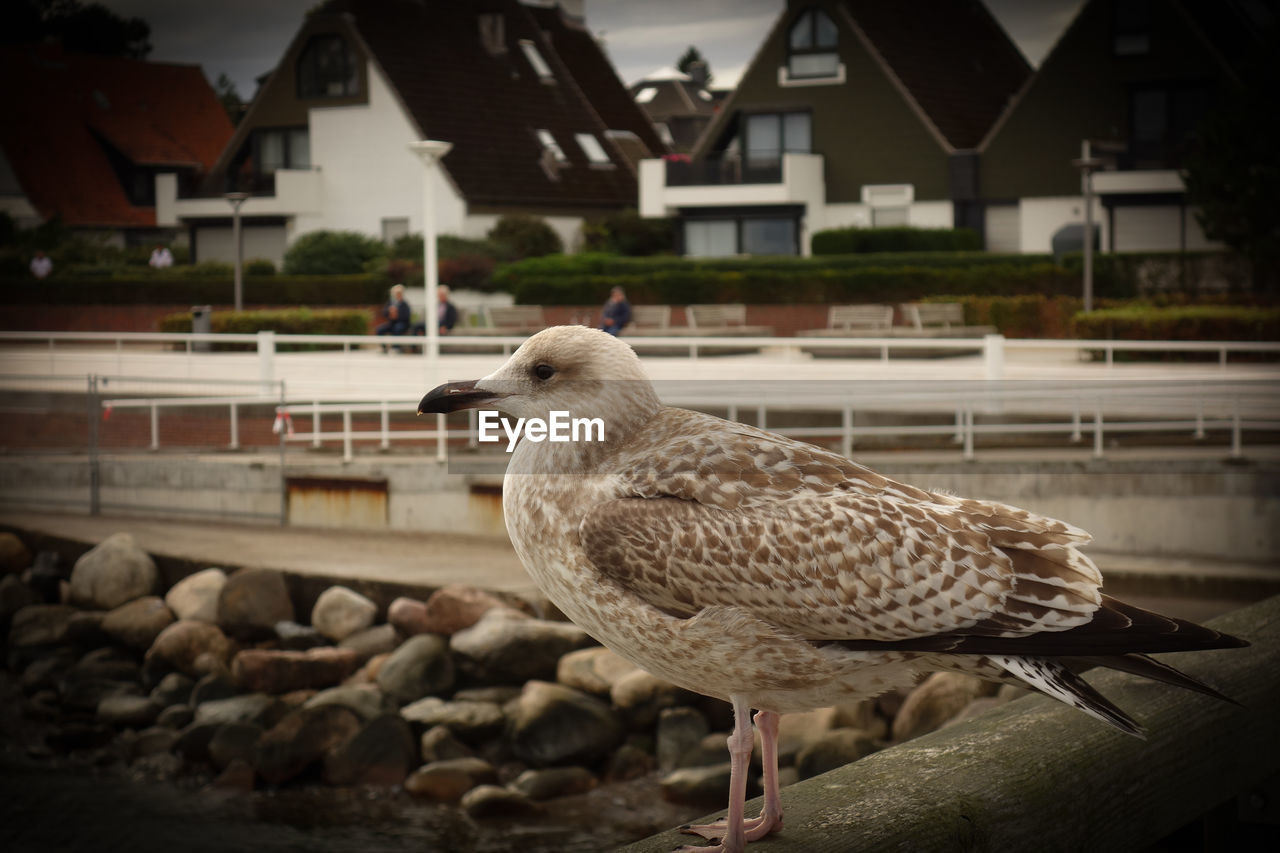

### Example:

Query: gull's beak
xmin=418 ymin=380 xmax=506 ymax=415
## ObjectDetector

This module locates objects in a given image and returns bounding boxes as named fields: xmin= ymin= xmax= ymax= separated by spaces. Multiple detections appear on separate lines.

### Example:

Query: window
xmin=536 ymin=129 xmax=567 ymax=163
xmin=381 ymin=218 xmax=409 ymax=244
xmin=635 ymin=86 xmax=658 ymax=104
xmin=519 ymin=39 xmax=553 ymax=80
xmin=787 ymin=8 xmax=839 ymax=78
xmin=682 ymin=210 xmax=801 ymax=257
xmin=254 ymin=127 xmax=310 ymax=176
xmin=575 ymin=133 xmax=611 ymax=165
xmin=742 ymin=218 xmax=797 ymax=255
xmin=684 ymin=220 xmax=737 ymax=257
xmin=297 ymin=34 xmax=358 ymax=98
xmin=1128 ymin=84 xmax=1209 ymax=168
xmin=1114 ymin=0 xmax=1152 ymax=55
xmin=744 ymin=112 xmax=811 ymax=168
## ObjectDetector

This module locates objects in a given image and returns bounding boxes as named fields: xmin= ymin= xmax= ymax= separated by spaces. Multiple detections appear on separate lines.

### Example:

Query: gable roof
xmin=0 ymin=45 xmax=232 ymax=228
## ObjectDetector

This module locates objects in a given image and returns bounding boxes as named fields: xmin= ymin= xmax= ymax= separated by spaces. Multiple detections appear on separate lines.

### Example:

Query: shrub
xmin=283 ymin=230 xmax=387 ymax=275
xmin=582 ymin=210 xmax=675 ymax=256
xmin=1072 ymin=305 xmax=1280 ymax=341
xmin=920 ymin=294 xmax=1083 ymax=338
xmin=157 ymin=307 xmax=373 ymax=350
xmin=245 ymin=258 xmax=277 ymax=275
xmin=0 ymin=274 xmax=390 ymax=305
xmin=812 ymin=226 xmax=982 ymax=255
xmin=487 ymin=215 xmax=563 ymax=259
xmin=182 ymin=261 xmax=235 ymax=277
xmin=440 ymin=254 xmax=497 ymax=291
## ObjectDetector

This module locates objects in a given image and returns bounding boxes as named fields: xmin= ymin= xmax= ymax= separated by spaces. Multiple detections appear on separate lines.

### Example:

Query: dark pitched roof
xmin=0 ymin=46 xmax=233 ymax=227
xmin=324 ymin=0 xmax=654 ymax=210
xmin=841 ymin=0 xmax=1031 ymax=149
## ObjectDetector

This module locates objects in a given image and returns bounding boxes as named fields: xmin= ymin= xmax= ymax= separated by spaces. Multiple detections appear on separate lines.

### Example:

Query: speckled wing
xmin=579 ymin=408 xmax=1104 ymax=643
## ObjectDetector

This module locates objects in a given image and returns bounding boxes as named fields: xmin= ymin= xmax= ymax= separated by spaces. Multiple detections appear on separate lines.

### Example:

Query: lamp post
xmin=408 ymin=140 xmax=453 ymax=362
xmin=1071 ymin=141 xmax=1105 ymax=313
xmin=225 ymin=192 xmax=250 ymax=311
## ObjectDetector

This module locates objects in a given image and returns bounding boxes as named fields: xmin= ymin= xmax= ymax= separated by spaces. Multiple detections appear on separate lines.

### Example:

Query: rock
xmin=834 ymin=699 xmax=887 ymax=740
xmin=28 ymin=551 xmax=68 ymax=603
xmin=661 ymin=763 xmax=758 ymax=808
xmin=796 ymin=728 xmax=882 ymax=780
xmin=506 ymin=681 xmax=623 ymax=768
xmin=678 ymin=734 xmax=733 ymax=769
xmin=305 ymin=684 xmax=391 ymax=721
xmin=997 ymin=683 xmax=1030 ymax=704
xmin=22 ymin=654 xmax=73 ymax=694
xmin=149 ymin=672 xmax=195 ymax=707
xmin=68 ymin=533 xmax=158 ymax=610
xmin=217 ymin=568 xmax=293 ymax=640
xmin=460 ymin=784 xmax=544 ymax=818
xmin=8 ymin=603 xmax=75 ymax=647
xmin=146 ymin=620 xmax=234 ymax=678
xmin=776 ymin=707 xmax=841 ymax=765
xmin=0 ymin=574 xmax=40 ymax=633
xmin=453 ymin=686 xmax=521 ymax=704
xmin=164 ymin=568 xmax=226 ymax=622
xmin=58 ymin=671 xmax=141 ymax=712
xmin=208 ymin=722 xmax=265 ymax=770
xmin=211 ymin=758 xmax=256 ymax=791
xmin=405 ymin=757 xmax=498 ymax=802
xmin=656 ymin=707 xmax=709 ymax=772
xmin=274 ymin=620 xmax=327 ymax=651
xmin=386 ymin=596 xmax=430 ymax=637
xmin=400 ymin=698 xmax=505 ymax=742
xmin=190 ymin=672 xmax=239 ymax=706
xmin=420 ymin=725 xmax=474 ymax=763
xmin=893 ymin=673 xmax=995 ymax=742
xmin=71 ymin=646 xmax=141 ymax=681
xmin=253 ymin=704 xmax=362 ymax=785
xmin=375 ymin=634 xmax=454 ymax=705
xmin=173 ymin=722 xmax=220 ymax=762
xmin=194 ymin=693 xmax=281 ymax=727
xmin=101 ymin=596 xmax=175 ymax=650
xmin=510 ymin=766 xmax=596 ymax=800
xmin=323 ymin=714 xmax=417 ymax=786
xmin=421 ymin=584 xmax=516 ymax=635
xmin=339 ymin=624 xmax=400 ymax=663
xmin=605 ymin=743 xmax=655 ymax=783
xmin=65 ymin=610 xmax=109 ymax=647
xmin=97 ymin=694 xmax=161 ymax=728
xmin=450 ymin=610 xmax=592 ymax=685
xmin=231 ymin=647 xmax=359 ymax=694
xmin=311 ymin=586 xmax=377 ymax=642
xmin=131 ymin=726 xmax=179 ymax=759
xmin=556 ymin=646 xmax=638 ymax=696
xmin=610 ymin=670 xmax=690 ymax=728
xmin=156 ymin=704 xmax=194 ymax=729
xmin=0 ymin=532 xmax=32 ymax=573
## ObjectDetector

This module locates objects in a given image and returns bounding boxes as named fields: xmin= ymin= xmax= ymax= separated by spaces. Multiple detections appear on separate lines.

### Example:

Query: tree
xmin=676 ymin=45 xmax=712 ymax=86
xmin=214 ymin=73 xmax=245 ymax=125
xmin=0 ymin=0 xmax=151 ymax=59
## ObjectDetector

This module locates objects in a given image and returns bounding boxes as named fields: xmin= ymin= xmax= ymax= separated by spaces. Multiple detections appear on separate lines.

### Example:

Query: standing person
xmin=376 ymin=284 xmax=412 ymax=352
xmin=599 ymin=286 xmax=631 ymax=336
xmin=149 ymin=244 xmax=174 ymax=268
xmin=29 ymin=250 xmax=52 ymax=279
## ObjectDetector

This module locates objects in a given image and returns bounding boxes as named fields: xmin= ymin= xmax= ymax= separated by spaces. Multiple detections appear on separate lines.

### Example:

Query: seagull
xmin=419 ymin=326 xmax=1246 ymax=852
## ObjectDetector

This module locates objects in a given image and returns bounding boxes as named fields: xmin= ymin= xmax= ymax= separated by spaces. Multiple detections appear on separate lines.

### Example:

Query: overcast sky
xmin=100 ymin=0 xmax=1084 ymax=97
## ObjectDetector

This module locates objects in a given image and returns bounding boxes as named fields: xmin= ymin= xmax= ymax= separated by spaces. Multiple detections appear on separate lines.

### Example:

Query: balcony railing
xmin=665 ymin=156 xmax=783 ymax=186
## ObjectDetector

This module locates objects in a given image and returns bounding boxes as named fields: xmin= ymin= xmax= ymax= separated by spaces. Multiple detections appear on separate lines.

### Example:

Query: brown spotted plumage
xmin=419 ymin=326 xmax=1247 ymax=853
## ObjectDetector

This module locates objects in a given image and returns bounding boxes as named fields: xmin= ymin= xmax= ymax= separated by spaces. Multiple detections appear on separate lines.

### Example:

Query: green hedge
xmin=920 ymin=294 xmax=1085 ymax=338
xmin=158 ymin=308 xmax=373 ymax=350
xmin=0 ymin=274 xmax=390 ymax=305
xmin=1072 ymin=305 xmax=1280 ymax=341
xmin=811 ymin=226 xmax=982 ymax=255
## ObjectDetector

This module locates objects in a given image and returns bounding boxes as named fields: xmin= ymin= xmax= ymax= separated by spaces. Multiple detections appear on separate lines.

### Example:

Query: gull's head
xmin=418 ymin=325 xmax=660 ymax=428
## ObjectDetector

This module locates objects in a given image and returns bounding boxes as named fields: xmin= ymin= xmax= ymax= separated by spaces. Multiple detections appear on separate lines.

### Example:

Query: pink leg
xmin=681 ymin=708 xmax=783 ymax=845
xmin=676 ymin=696 xmax=753 ymax=853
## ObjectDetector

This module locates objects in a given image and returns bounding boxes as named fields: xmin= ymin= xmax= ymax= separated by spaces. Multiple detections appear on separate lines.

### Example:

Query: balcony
xmin=156 ymin=168 xmax=322 ymax=226
xmin=639 ymin=152 xmax=825 ymax=217
xmin=665 ymin=157 xmax=782 ymax=186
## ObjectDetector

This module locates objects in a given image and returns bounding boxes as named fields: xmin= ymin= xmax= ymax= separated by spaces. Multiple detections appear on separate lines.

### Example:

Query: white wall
xmin=194 ymin=225 xmax=288 ymax=266
xmin=1018 ymin=196 xmax=1103 ymax=254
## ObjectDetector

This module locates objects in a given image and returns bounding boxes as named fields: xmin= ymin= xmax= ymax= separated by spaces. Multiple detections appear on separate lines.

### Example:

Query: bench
xmin=627 ymin=304 xmax=672 ymax=331
xmin=897 ymin=302 xmax=996 ymax=337
xmin=482 ymin=305 xmax=547 ymax=333
xmin=798 ymin=304 xmax=895 ymax=338
xmin=685 ymin=304 xmax=773 ymax=337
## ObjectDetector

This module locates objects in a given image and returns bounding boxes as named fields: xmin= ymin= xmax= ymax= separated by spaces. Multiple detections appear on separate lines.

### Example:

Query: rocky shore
xmin=0 ymin=529 xmax=1029 ymax=850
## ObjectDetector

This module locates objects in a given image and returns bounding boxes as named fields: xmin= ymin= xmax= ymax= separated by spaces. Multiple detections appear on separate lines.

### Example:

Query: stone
xmin=156 ymin=704 xmax=194 ymax=729
xmin=311 ymin=585 xmax=377 ymax=642
xmin=190 ymin=672 xmax=239 ymax=706
xmin=305 ymin=684 xmax=391 ymax=721
xmin=376 ymin=634 xmax=454 ymax=705
xmin=892 ymin=672 xmax=996 ymax=742
xmin=661 ymin=763 xmax=759 ymax=808
xmin=0 ymin=532 xmax=32 ymax=573
xmin=149 ymin=672 xmax=195 ymax=707
xmin=460 ymin=785 xmax=544 ymax=818
xmin=253 ymin=704 xmax=362 ymax=785
xmin=339 ymin=624 xmax=400 ymax=663
xmin=775 ymin=707 xmax=841 ymax=766
xmin=323 ymin=714 xmax=417 ymax=786
xmin=679 ymin=734 xmax=735 ymax=769
xmin=386 ymin=596 xmax=430 ymax=637
xmin=65 ymin=610 xmax=109 ymax=647
xmin=505 ymin=681 xmax=623 ymax=768
xmin=8 ymin=603 xmax=75 ymax=647
xmin=101 ymin=596 xmax=175 ymax=650
xmin=834 ymin=699 xmax=888 ymax=740
xmin=796 ymin=728 xmax=882 ymax=780
xmin=22 ymin=654 xmax=73 ymax=694
xmin=556 ymin=646 xmax=639 ymax=696
xmin=610 ymin=669 xmax=692 ymax=729
xmin=605 ymin=743 xmax=655 ymax=783
xmin=164 ymin=568 xmax=226 ymax=623
xmin=97 ymin=694 xmax=161 ymax=728
xmin=453 ymin=686 xmax=521 ymax=704
xmin=0 ymin=574 xmax=40 ymax=633
xmin=211 ymin=758 xmax=256 ymax=791
xmin=656 ymin=707 xmax=710 ymax=772
xmin=146 ymin=620 xmax=234 ymax=678
xmin=274 ymin=620 xmax=327 ymax=651
xmin=28 ymin=551 xmax=68 ymax=603
xmin=231 ymin=647 xmax=359 ymax=694
xmin=173 ymin=722 xmax=220 ymax=762
xmin=68 ymin=533 xmax=158 ymax=610
xmin=997 ymin=683 xmax=1030 ymax=704
xmin=422 ymin=584 xmax=516 ymax=635
xmin=419 ymin=725 xmax=474 ymax=763
xmin=405 ymin=757 xmax=498 ymax=802
xmin=131 ymin=726 xmax=179 ymax=759
xmin=217 ymin=568 xmax=293 ymax=640
xmin=59 ymin=671 xmax=141 ymax=712
xmin=450 ymin=610 xmax=592 ymax=685
xmin=400 ymin=698 xmax=505 ymax=742
xmin=510 ymin=766 xmax=597 ymax=800
xmin=208 ymin=722 xmax=265 ymax=770
xmin=194 ymin=693 xmax=281 ymax=727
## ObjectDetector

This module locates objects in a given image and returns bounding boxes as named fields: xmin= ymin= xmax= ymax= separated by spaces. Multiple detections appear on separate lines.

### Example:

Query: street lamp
xmin=408 ymin=140 xmax=453 ymax=362
xmin=1071 ymin=141 xmax=1104 ymax=313
xmin=225 ymin=192 xmax=250 ymax=311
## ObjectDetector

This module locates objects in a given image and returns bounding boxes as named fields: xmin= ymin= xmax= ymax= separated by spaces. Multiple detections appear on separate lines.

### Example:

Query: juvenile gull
xmin=419 ymin=326 xmax=1246 ymax=852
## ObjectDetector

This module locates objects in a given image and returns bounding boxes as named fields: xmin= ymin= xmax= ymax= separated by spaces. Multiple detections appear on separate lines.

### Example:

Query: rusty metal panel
xmin=287 ymin=476 xmax=388 ymax=530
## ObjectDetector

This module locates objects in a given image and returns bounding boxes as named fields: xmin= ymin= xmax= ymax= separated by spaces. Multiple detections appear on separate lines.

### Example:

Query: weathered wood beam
xmin=621 ymin=594 xmax=1280 ymax=853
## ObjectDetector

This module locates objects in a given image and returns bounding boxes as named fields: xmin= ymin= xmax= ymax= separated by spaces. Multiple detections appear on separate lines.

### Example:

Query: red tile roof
xmin=0 ymin=45 xmax=233 ymax=227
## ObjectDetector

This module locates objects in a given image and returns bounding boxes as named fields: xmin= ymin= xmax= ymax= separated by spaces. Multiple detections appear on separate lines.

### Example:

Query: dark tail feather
xmin=992 ymin=655 xmax=1145 ymax=738
xmin=1071 ymin=653 xmax=1242 ymax=707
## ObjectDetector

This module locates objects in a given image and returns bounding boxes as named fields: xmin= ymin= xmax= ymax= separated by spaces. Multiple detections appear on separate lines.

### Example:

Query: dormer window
xmin=787 ymin=8 xmax=839 ymax=79
xmin=537 ymin=129 xmax=567 ymax=163
xmin=519 ymin=39 xmax=554 ymax=81
xmin=575 ymin=133 xmax=612 ymax=166
xmin=297 ymin=34 xmax=358 ymax=98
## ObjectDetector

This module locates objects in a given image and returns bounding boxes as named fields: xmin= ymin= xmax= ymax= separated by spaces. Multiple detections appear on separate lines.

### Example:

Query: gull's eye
xmin=533 ymin=363 xmax=556 ymax=381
